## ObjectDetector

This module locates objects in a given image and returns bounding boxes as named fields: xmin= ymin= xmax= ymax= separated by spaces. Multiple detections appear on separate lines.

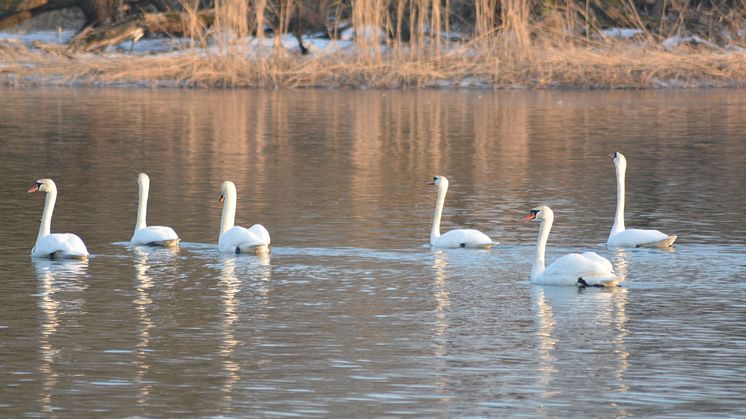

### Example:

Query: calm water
xmin=1 ymin=87 xmax=745 ymax=417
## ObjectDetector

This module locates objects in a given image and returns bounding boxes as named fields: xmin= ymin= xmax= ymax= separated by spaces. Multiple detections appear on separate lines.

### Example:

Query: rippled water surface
xmin=1 ymin=88 xmax=745 ymax=417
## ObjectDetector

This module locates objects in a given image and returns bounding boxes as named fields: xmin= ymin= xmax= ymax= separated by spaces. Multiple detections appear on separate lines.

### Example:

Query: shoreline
xmin=2 ymin=32 xmax=746 ymax=90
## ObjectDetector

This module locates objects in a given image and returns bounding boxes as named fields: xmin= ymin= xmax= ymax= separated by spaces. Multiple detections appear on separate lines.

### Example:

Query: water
xmin=1 ymin=87 xmax=745 ymax=417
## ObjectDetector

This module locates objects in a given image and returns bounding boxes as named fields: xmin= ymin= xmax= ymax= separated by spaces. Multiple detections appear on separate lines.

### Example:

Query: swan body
xmin=607 ymin=152 xmax=676 ymax=248
xmin=28 ymin=179 xmax=89 ymax=259
xmin=429 ymin=176 xmax=494 ymax=249
xmin=524 ymin=206 xmax=621 ymax=287
xmin=218 ymin=181 xmax=271 ymax=255
xmin=131 ymin=173 xmax=180 ymax=247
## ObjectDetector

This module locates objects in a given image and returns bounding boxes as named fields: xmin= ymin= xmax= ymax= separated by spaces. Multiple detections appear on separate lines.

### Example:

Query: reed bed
xmin=2 ymin=1 xmax=746 ymax=89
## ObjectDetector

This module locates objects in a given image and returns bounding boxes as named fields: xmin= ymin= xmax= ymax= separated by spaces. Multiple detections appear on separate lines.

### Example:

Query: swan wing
xmin=580 ymin=251 xmax=614 ymax=272
xmin=536 ymin=252 xmax=619 ymax=286
xmin=608 ymin=228 xmax=674 ymax=247
xmin=219 ymin=226 xmax=271 ymax=254
xmin=247 ymin=224 xmax=271 ymax=245
xmin=432 ymin=229 xmax=494 ymax=248
xmin=131 ymin=226 xmax=180 ymax=246
xmin=32 ymin=233 xmax=89 ymax=259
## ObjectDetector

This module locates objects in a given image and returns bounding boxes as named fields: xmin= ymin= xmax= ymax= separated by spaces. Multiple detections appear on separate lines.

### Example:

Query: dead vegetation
xmin=1 ymin=0 xmax=746 ymax=89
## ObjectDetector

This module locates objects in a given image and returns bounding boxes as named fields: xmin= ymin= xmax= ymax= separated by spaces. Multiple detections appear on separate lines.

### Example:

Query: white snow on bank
xmin=660 ymin=35 xmax=722 ymax=51
xmin=600 ymin=28 xmax=643 ymax=39
xmin=0 ymin=30 xmax=76 ymax=44
xmin=0 ymin=29 xmax=360 ymax=57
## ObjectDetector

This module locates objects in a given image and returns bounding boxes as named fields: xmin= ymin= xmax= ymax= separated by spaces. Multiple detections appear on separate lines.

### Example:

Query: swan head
xmin=428 ymin=175 xmax=449 ymax=189
xmin=219 ymin=180 xmax=236 ymax=203
xmin=522 ymin=205 xmax=553 ymax=222
xmin=137 ymin=173 xmax=150 ymax=187
xmin=609 ymin=151 xmax=627 ymax=170
xmin=27 ymin=179 xmax=57 ymax=194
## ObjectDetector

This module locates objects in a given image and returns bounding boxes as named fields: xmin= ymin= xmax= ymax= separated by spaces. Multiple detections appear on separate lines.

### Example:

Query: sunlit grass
xmin=1 ymin=2 xmax=746 ymax=88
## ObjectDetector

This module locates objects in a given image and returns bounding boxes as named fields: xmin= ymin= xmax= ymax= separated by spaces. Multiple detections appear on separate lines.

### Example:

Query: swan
xmin=428 ymin=176 xmax=494 ymax=248
xmin=28 ymin=179 xmax=89 ymax=259
xmin=607 ymin=152 xmax=677 ymax=248
xmin=218 ymin=180 xmax=271 ymax=255
xmin=523 ymin=206 xmax=622 ymax=287
xmin=131 ymin=173 xmax=180 ymax=247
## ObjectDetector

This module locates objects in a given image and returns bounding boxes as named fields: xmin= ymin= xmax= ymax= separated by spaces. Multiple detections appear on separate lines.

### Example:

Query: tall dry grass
xmin=2 ymin=0 xmax=746 ymax=88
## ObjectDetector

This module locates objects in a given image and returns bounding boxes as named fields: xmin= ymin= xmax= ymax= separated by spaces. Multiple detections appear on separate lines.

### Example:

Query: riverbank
xmin=2 ymin=30 xmax=746 ymax=89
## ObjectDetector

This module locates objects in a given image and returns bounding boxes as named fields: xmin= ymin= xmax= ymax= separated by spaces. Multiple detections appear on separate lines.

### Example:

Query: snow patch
xmin=600 ymin=28 xmax=643 ymax=39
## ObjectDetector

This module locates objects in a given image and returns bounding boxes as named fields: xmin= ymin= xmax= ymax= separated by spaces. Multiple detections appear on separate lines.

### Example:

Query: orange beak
xmin=608 ymin=153 xmax=615 ymax=160
xmin=521 ymin=213 xmax=536 ymax=221
xmin=27 ymin=184 xmax=39 ymax=193
xmin=219 ymin=195 xmax=224 ymax=203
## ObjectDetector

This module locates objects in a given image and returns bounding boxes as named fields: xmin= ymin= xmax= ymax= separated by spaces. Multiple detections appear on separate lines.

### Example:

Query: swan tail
xmin=147 ymin=238 xmax=181 ymax=248
xmin=577 ymin=275 xmax=623 ymax=288
xmin=49 ymin=251 xmax=89 ymax=260
xmin=638 ymin=235 xmax=677 ymax=248
xmin=237 ymin=243 xmax=271 ymax=255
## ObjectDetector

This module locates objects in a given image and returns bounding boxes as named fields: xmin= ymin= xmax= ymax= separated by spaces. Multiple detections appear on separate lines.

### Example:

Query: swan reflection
xmin=33 ymin=259 xmax=88 ymax=414
xmin=131 ymin=246 xmax=178 ymax=406
xmin=613 ymin=248 xmax=630 ymax=279
xmin=217 ymin=253 xmax=271 ymax=404
xmin=532 ymin=285 xmax=630 ymax=402
xmin=432 ymin=250 xmax=450 ymax=393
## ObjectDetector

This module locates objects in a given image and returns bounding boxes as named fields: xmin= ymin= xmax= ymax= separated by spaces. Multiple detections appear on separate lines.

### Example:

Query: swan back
xmin=219 ymin=225 xmax=271 ymax=254
xmin=32 ymin=233 xmax=89 ymax=259
xmin=536 ymin=252 xmax=620 ymax=286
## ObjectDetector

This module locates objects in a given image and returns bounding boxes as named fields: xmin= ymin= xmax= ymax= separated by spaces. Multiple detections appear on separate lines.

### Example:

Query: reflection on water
xmin=132 ymin=246 xmax=179 ymax=408
xmin=216 ymin=253 xmax=271 ymax=408
xmin=1 ymin=88 xmax=745 ymax=417
xmin=431 ymin=250 xmax=450 ymax=396
xmin=33 ymin=259 xmax=88 ymax=414
xmin=532 ymin=285 xmax=630 ymax=414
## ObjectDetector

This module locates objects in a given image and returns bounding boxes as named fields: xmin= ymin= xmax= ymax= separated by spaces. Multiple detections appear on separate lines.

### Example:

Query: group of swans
xmin=428 ymin=153 xmax=676 ymax=287
xmin=28 ymin=174 xmax=271 ymax=259
xmin=29 ymin=152 xmax=674 ymax=287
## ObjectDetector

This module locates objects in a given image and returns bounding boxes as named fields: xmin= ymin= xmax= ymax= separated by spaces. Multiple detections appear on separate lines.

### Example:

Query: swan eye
xmin=531 ymin=210 xmax=539 ymax=215
xmin=433 ymin=177 xmax=438 ymax=182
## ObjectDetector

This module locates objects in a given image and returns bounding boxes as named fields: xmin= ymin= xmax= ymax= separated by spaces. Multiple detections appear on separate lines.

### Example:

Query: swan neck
xmin=611 ymin=163 xmax=626 ymax=236
xmin=532 ymin=216 xmax=552 ymax=281
xmin=38 ymin=188 xmax=56 ymax=240
xmin=135 ymin=179 xmax=148 ymax=232
xmin=430 ymin=184 xmax=446 ymax=244
xmin=220 ymin=189 xmax=236 ymax=238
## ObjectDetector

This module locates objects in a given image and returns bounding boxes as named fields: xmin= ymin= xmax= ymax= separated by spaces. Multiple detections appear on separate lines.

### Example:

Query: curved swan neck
xmin=135 ymin=176 xmax=149 ymax=232
xmin=220 ymin=184 xmax=237 ymax=238
xmin=38 ymin=187 xmax=57 ymax=240
xmin=532 ymin=214 xmax=553 ymax=281
xmin=611 ymin=160 xmax=626 ymax=237
xmin=430 ymin=183 xmax=447 ymax=243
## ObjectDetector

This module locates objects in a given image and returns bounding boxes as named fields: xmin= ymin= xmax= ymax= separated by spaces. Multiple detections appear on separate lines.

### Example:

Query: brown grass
xmin=2 ymin=1 xmax=746 ymax=89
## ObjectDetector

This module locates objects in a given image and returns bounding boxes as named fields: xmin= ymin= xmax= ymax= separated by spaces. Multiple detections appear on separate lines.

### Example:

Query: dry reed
xmin=2 ymin=1 xmax=746 ymax=89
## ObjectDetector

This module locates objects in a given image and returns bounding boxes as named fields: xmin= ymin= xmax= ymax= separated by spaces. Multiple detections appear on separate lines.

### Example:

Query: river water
xmin=0 ymin=87 xmax=745 ymax=417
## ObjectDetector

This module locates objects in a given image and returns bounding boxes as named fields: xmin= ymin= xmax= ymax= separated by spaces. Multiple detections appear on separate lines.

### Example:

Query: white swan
xmin=524 ymin=206 xmax=621 ymax=287
xmin=429 ymin=176 xmax=494 ymax=248
xmin=131 ymin=173 xmax=180 ymax=247
xmin=28 ymin=179 xmax=89 ymax=259
xmin=218 ymin=180 xmax=271 ymax=255
xmin=607 ymin=152 xmax=677 ymax=248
